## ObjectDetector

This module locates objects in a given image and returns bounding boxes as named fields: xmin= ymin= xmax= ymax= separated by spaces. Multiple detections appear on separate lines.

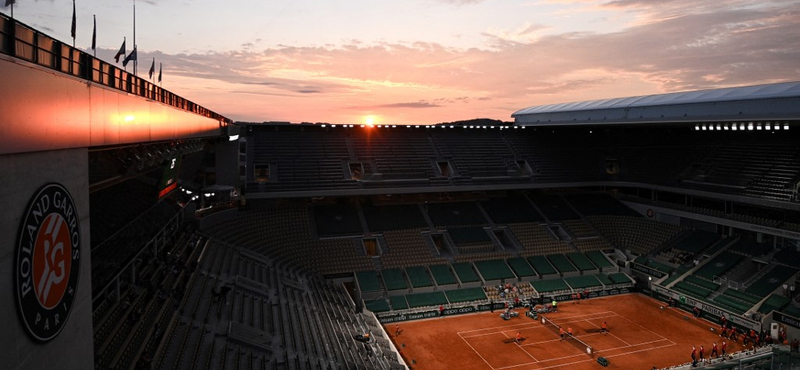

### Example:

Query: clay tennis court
xmin=386 ymin=294 xmax=746 ymax=370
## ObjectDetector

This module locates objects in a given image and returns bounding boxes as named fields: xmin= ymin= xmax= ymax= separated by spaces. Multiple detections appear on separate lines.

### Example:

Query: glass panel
xmin=71 ymin=49 xmax=80 ymax=76
xmin=92 ymin=58 xmax=101 ymax=82
xmin=61 ymin=45 xmax=71 ymax=73
xmin=14 ymin=23 xmax=34 ymax=44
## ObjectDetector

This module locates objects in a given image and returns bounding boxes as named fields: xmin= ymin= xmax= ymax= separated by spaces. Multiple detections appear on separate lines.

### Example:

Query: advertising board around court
xmin=378 ymin=310 xmax=439 ymax=323
xmin=772 ymin=312 xmax=800 ymax=329
xmin=630 ymin=262 xmax=667 ymax=278
xmin=652 ymin=285 xmax=761 ymax=331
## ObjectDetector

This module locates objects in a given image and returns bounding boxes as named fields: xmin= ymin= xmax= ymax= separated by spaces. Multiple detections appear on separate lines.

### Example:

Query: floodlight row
xmin=695 ymin=122 xmax=790 ymax=131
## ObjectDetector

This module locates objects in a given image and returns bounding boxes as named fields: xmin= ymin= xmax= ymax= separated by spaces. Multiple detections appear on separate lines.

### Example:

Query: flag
xmin=123 ymin=47 xmax=137 ymax=67
xmin=91 ymin=15 xmax=96 ymax=51
xmin=149 ymin=58 xmax=155 ymax=79
xmin=70 ymin=0 xmax=76 ymax=39
xmin=158 ymin=63 xmax=162 ymax=83
xmin=114 ymin=38 xmax=126 ymax=63
xmin=5 ymin=0 xmax=16 ymax=7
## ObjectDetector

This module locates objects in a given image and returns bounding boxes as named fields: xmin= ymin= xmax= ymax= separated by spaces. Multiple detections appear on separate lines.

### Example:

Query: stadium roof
xmin=512 ymin=81 xmax=800 ymax=126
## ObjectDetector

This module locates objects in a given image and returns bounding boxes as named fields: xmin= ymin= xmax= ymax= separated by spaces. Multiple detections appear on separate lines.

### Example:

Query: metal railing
xmin=0 ymin=12 xmax=231 ymax=126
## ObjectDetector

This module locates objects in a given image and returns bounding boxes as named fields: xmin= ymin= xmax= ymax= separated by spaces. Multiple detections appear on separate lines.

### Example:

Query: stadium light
xmin=740 ymin=123 xmax=746 ymax=130
xmin=716 ymin=124 xmax=721 ymax=131
xmin=756 ymin=124 xmax=762 ymax=130
xmin=732 ymin=125 xmax=737 ymax=131
xmin=701 ymin=125 xmax=707 ymax=131
xmin=784 ymin=123 xmax=790 ymax=130
xmin=185 ymin=190 xmax=193 ymax=195
xmin=695 ymin=125 xmax=700 ymax=131
xmin=723 ymin=125 xmax=729 ymax=130
xmin=766 ymin=124 xmax=771 ymax=130
xmin=450 ymin=125 xmax=454 ymax=128
xmin=774 ymin=125 xmax=781 ymax=131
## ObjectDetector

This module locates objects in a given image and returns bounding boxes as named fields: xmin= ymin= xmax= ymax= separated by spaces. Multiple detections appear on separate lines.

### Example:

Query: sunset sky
xmin=5 ymin=0 xmax=800 ymax=125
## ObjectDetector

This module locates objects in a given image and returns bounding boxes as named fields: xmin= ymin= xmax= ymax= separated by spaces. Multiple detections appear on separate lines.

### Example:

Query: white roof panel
xmin=513 ymin=81 xmax=800 ymax=119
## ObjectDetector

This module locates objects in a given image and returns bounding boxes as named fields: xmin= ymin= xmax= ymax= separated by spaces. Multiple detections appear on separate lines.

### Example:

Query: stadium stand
xmin=381 ymin=228 xmax=447 ymax=268
xmin=473 ymin=259 xmax=516 ymax=282
xmin=509 ymin=222 xmax=573 ymax=256
xmin=588 ymin=215 xmax=686 ymax=256
xmin=405 ymin=266 xmax=435 ymax=289
xmin=506 ymin=258 xmax=538 ymax=280
xmin=425 ymin=201 xmax=488 ymax=227
xmin=480 ymin=195 xmax=545 ymax=223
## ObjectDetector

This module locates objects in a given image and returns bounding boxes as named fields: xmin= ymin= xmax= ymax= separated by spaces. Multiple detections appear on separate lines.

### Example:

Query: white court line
xmin=457 ymin=311 xmax=617 ymax=335
xmin=460 ymin=303 xmax=680 ymax=370
xmin=459 ymin=313 xmax=620 ymax=339
xmin=459 ymin=322 xmax=545 ymax=338
xmin=459 ymin=333 xmax=496 ymax=370
xmin=594 ymin=338 xmax=671 ymax=354
xmin=520 ymin=332 xmax=604 ymax=347
xmin=612 ymin=310 xmax=672 ymax=342
xmin=494 ymin=341 xmax=677 ymax=370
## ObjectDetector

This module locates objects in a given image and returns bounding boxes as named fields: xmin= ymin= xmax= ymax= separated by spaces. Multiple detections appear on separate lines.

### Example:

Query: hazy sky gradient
xmin=6 ymin=0 xmax=800 ymax=124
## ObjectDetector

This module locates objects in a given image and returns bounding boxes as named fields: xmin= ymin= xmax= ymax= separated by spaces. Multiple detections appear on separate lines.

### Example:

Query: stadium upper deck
xmin=512 ymin=81 xmax=800 ymax=126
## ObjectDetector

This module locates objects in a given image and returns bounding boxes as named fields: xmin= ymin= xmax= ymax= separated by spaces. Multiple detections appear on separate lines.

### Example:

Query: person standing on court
xmin=699 ymin=345 xmax=705 ymax=363
xmin=691 ymin=346 xmax=698 ymax=367
xmin=721 ymin=341 xmax=727 ymax=357
xmin=439 ymin=305 xmax=444 ymax=317
xmin=711 ymin=342 xmax=719 ymax=358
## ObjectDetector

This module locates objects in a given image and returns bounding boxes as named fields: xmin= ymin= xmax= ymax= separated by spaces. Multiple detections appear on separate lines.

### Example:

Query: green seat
xmin=547 ymin=254 xmax=577 ymax=273
xmin=564 ymin=275 xmax=602 ymax=289
xmin=527 ymin=255 xmax=556 ymax=276
xmin=429 ymin=264 xmax=457 ymax=285
xmin=405 ymin=291 xmax=448 ymax=308
xmin=507 ymin=258 xmax=537 ymax=278
xmin=474 ymin=259 xmax=516 ymax=281
xmin=585 ymin=250 xmax=613 ymax=269
xmin=452 ymin=262 xmax=481 ymax=283
xmin=445 ymin=288 xmax=487 ymax=303
xmin=365 ymin=299 xmax=390 ymax=312
xmin=531 ymin=279 xmax=569 ymax=293
xmin=566 ymin=252 xmax=596 ymax=271
xmin=356 ymin=270 xmax=382 ymax=292
xmin=406 ymin=266 xmax=434 ymax=288
xmin=382 ymin=268 xmax=408 ymax=291
xmin=389 ymin=295 xmax=409 ymax=310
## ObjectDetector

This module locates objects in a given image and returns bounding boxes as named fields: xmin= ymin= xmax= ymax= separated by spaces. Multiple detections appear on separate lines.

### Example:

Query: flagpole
xmin=72 ymin=0 xmax=76 ymax=48
xmin=133 ymin=0 xmax=137 ymax=76
xmin=92 ymin=14 xmax=96 ymax=57
xmin=123 ymin=37 xmax=127 ymax=72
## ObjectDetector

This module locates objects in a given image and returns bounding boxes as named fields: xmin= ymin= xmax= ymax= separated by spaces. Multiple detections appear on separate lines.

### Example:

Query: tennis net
xmin=541 ymin=316 xmax=593 ymax=356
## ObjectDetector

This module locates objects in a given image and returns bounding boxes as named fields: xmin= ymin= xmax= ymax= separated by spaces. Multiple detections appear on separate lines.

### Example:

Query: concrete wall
xmin=0 ymin=55 xmax=223 ymax=155
xmin=0 ymin=148 xmax=94 ymax=370
xmin=214 ymin=140 xmax=240 ymax=187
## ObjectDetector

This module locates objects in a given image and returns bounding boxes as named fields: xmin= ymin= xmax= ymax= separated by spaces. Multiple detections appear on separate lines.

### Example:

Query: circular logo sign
xmin=15 ymin=183 xmax=81 ymax=342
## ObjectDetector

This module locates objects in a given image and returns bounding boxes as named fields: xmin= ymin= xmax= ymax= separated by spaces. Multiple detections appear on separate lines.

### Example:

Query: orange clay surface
xmin=385 ymin=294 xmax=747 ymax=370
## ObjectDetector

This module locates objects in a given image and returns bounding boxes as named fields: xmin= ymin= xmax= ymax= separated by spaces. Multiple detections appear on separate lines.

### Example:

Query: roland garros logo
xmin=15 ymin=183 xmax=81 ymax=342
